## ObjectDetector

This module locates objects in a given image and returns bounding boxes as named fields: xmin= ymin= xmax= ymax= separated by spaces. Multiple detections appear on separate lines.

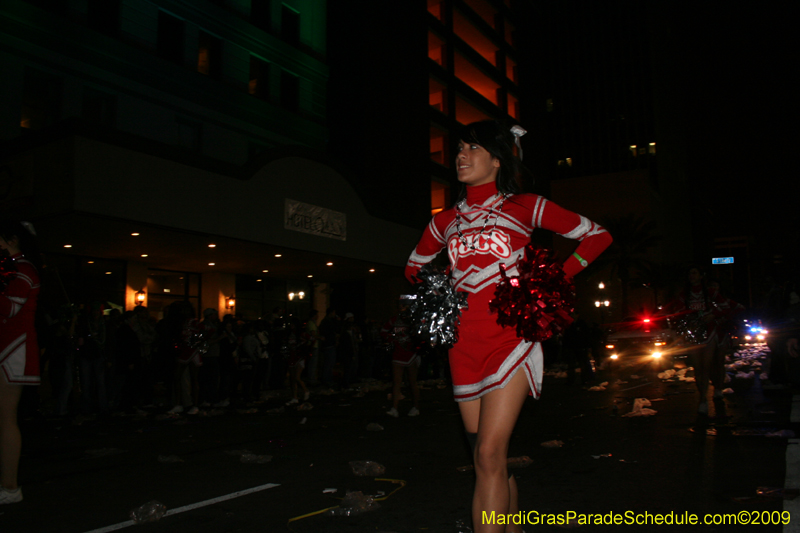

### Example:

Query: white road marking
xmin=82 ymin=483 xmax=280 ymax=533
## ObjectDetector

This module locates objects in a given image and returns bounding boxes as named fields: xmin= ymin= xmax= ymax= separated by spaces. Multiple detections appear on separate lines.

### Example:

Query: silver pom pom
xmin=407 ymin=265 xmax=468 ymax=346
xmin=674 ymin=313 xmax=709 ymax=344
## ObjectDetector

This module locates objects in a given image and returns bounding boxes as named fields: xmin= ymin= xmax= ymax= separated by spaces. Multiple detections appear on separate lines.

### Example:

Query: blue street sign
xmin=712 ymin=257 xmax=734 ymax=264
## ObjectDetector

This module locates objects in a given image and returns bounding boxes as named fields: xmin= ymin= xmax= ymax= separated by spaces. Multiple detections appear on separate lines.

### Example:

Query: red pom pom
xmin=489 ymin=244 xmax=576 ymax=343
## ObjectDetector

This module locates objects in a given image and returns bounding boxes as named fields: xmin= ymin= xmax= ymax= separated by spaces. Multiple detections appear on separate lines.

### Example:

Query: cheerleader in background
xmin=663 ymin=266 xmax=744 ymax=424
xmin=405 ymin=121 xmax=611 ymax=532
xmin=0 ymin=220 xmax=42 ymax=505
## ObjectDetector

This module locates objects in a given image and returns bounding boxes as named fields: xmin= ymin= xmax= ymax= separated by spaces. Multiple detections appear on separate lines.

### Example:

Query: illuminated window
xmin=505 ymin=20 xmax=515 ymax=46
xmin=463 ymin=0 xmax=497 ymax=28
xmin=21 ymin=68 xmax=61 ymax=130
xmin=281 ymin=70 xmax=299 ymax=112
xmin=454 ymin=52 xmax=500 ymax=105
xmin=430 ymin=125 xmax=449 ymax=166
xmin=281 ymin=5 xmax=300 ymax=46
xmin=157 ymin=11 xmax=185 ymax=66
xmin=629 ymin=144 xmax=637 ymax=157
xmin=249 ymin=56 xmax=270 ymax=100
xmin=428 ymin=31 xmax=446 ymax=67
xmin=427 ymin=0 xmax=444 ymax=21
xmin=507 ymin=93 xmax=519 ymax=120
xmin=649 ymin=142 xmax=657 ymax=154
xmin=429 ymin=78 xmax=448 ymax=114
xmin=455 ymin=95 xmax=491 ymax=125
xmin=198 ymin=31 xmax=222 ymax=79
xmin=453 ymin=10 xmax=499 ymax=67
xmin=431 ymin=180 xmax=450 ymax=215
xmin=506 ymin=57 xmax=517 ymax=83
xmin=87 ymin=0 xmax=120 ymax=37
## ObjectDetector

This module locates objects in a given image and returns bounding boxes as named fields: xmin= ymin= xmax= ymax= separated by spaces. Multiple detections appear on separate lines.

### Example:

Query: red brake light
xmin=643 ymin=318 xmax=651 ymax=323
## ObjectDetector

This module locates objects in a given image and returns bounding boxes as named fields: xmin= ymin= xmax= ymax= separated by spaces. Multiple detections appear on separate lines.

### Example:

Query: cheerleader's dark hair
xmin=456 ymin=120 xmax=522 ymax=200
xmin=0 ymin=219 xmax=43 ymax=273
xmin=682 ymin=265 xmax=710 ymax=312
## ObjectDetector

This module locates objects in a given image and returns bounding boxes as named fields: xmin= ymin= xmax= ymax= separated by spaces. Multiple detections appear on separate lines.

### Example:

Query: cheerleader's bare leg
xmin=391 ymin=363 xmax=404 ymax=412
xmin=695 ymin=336 xmax=718 ymax=418
xmin=708 ymin=337 xmax=727 ymax=418
xmin=459 ymin=369 xmax=530 ymax=533
xmin=0 ymin=372 xmax=23 ymax=491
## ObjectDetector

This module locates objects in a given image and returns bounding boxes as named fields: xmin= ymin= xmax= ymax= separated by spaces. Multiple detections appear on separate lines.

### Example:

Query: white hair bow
xmin=510 ymin=125 xmax=527 ymax=160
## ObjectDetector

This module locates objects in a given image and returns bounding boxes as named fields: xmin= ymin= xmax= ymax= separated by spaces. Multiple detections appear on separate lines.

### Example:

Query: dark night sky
xmin=679 ymin=5 xmax=797 ymax=256
xmin=518 ymin=1 xmax=796 ymax=258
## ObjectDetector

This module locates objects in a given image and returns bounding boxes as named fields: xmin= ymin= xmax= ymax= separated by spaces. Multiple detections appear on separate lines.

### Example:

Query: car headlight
xmin=756 ymin=334 xmax=765 ymax=341
xmin=744 ymin=335 xmax=752 ymax=341
xmin=610 ymin=354 xmax=618 ymax=360
xmin=605 ymin=344 xmax=615 ymax=349
xmin=651 ymin=352 xmax=662 ymax=359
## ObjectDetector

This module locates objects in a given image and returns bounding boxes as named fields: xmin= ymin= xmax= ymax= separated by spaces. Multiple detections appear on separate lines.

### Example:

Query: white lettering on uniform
xmin=448 ymin=230 xmax=512 ymax=264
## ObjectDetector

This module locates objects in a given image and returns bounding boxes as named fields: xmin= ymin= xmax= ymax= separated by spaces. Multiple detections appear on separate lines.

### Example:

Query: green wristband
xmin=573 ymin=252 xmax=588 ymax=268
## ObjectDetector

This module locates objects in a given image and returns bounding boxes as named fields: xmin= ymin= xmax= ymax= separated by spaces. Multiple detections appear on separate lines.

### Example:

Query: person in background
xmin=49 ymin=306 xmax=78 ymax=417
xmin=662 ymin=267 xmax=744 ymax=423
xmin=238 ymin=323 xmax=260 ymax=403
xmin=214 ymin=315 xmax=239 ymax=408
xmin=252 ymin=319 xmax=270 ymax=400
xmin=339 ymin=312 xmax=361 ymax=388
xmin=0 ymin=220 xmax=42 ymax=504
xmin=76 ymin=301 xmax=108 ymax=416
xmin=382 ymin=298 xmax=421 ymax=418
xmin=132 ymin=305 xmax=156 ymax=407
xmin=304 ymin=310 xmax=320 ymax=385
xmin=116 ymin=311 xmax=143 ymax=414
xmin=318 ymin=308 xmax=340 ymax=388
xmin=199 ymin=308 xmax=222 ymax=406
xmin=285 ymin=318 xmax=311 ymax=405
xmin=562 ymin=312 xmax=593 ymax=386
xmin=167 ymin=301 xmax=202 ymax=415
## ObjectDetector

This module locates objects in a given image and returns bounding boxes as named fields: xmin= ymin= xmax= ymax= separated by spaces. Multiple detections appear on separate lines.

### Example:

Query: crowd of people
xmin=31 ymin=302 xmax=450 ymax=421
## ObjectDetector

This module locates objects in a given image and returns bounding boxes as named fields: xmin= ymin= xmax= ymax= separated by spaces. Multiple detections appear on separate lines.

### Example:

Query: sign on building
xmin=284 ymin=199 xmax=346 ymax=241
xmin=711 ymin=257 xmax=734 ymax=264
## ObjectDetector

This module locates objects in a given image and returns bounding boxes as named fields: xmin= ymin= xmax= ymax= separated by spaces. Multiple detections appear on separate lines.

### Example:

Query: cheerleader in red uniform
xmin=663 ymin=266 xmax=744 ymax=423
xmin=405 ymin=121 xmax=611 ymax=532
xmin=0 ymin=220 xmax=41 ymax=505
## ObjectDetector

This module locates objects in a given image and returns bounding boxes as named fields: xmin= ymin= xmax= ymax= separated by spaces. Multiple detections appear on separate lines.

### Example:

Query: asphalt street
xmin=1 ymin=346 xmax=795 ymax=533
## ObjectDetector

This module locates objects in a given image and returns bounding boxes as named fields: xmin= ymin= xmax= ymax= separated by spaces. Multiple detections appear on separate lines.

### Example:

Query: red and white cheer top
xmin=405 ymin=182 xmax=611 ymax=401
xmin=0 ymin=253 xmax=41 ymax=385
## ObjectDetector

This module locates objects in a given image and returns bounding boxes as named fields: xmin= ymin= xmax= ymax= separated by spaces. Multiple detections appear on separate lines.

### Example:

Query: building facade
xmin=327 ymin=0 xmax=527 ymax=233
xmin=0 ymin=0 xmax=418 ymax=321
